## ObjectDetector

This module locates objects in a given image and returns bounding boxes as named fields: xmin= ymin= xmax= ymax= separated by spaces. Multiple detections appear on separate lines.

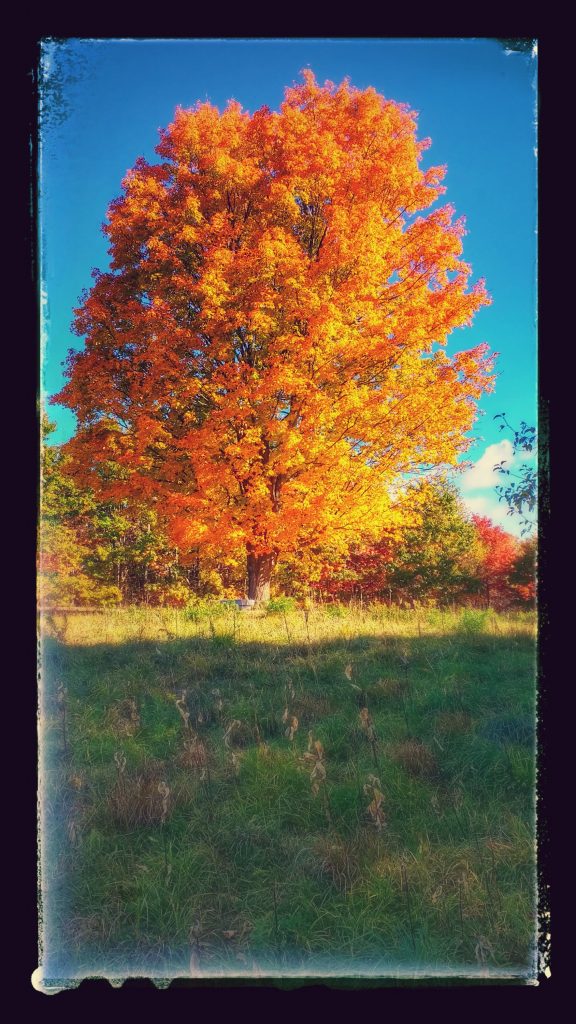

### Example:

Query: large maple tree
xmin=54 ymin=71 xmax=495 ymax=601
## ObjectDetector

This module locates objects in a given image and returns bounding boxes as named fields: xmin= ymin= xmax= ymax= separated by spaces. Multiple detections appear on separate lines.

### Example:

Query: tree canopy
xmin=54 ymin=71 xmax=495 ymax=600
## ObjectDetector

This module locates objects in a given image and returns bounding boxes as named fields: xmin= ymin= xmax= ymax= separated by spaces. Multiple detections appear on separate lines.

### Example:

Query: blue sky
xmin=39 ymin=38 xmax=537 ymax=536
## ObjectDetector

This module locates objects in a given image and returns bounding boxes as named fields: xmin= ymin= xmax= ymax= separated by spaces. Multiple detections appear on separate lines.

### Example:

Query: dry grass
xmin=105 ymin=698 xmax=140 ymax=737
xmin=435 ymin=711 xmax=473 ymax=735
xmin=105 ymin=758 xmax=172 ymax=829
xmin=46 ymin=604 xmax=536 ymax=648
xmin=388 ymin=739 xmax=439 ymax=779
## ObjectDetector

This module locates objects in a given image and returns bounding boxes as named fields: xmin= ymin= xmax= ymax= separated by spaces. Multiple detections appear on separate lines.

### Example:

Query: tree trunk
xmin=246 ymin=549 xmax=276 ymax=603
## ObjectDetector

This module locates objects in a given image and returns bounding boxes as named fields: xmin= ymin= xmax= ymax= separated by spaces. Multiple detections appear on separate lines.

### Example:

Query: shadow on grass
xmin=40 ymin=625 xmax=536 ymax=686
xmin=38 ymin=628 xmax=537 ymax=985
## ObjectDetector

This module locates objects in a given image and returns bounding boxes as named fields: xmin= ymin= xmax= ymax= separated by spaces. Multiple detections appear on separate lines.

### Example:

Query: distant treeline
xmin=39 ymin=416 xmax=535 ymax=611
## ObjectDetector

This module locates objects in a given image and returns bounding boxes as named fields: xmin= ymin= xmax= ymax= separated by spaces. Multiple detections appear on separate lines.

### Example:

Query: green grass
xmin=39 ymin=605 xmax=537 ymax=983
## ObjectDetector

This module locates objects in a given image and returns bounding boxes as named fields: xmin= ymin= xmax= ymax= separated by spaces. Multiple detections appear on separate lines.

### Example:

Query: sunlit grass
xmin=46 ymin=603 xmax=536 ymax=648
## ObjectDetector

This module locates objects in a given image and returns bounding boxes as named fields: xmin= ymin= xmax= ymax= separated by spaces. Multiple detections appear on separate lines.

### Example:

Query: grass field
xmin=39 ymin=604 xmax=537 ymax=985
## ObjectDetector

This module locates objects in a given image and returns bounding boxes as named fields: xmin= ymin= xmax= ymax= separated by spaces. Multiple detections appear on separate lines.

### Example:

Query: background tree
xmin=318 ymin=478 xmax=483 ymax=607
xmin=318 ymin=540 xmax=395 ymax=602
xmin=40 ymin=412 xmax=203 ymax=607
xmin=373 ymin=479 xmax=483 ymax=607
xmin=471 ymin=514 xmax=520 ymax=609
xmin=54 ymin=71 xmax=495 ymax=601
xmin=508 ymin=536 xmax=537 ymax=606
xmin=39 ymin=413 xmax=122 ymax=607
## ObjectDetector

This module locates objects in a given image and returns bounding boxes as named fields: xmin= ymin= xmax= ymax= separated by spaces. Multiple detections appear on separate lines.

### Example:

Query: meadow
xmin=39 ymin=603 xmax=537 ymax=985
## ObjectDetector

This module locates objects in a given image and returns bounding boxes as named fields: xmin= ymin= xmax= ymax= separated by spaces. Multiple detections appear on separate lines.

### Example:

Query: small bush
xmin=185 ymin=599 xmax=228 ymax=622
xmin=456 ymin=609 xmax=489 ymax=635
xmin=266 ymin=596 xmax=297 ymax=614
xmin=323 ymin=603 xmax=348 ymax=619
xmin=425 ymin=609 xmax=446 ymax=629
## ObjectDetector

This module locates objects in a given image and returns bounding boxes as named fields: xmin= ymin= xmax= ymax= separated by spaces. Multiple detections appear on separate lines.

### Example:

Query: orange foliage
xmin=54 ymin=72 xmax=495 ymax=598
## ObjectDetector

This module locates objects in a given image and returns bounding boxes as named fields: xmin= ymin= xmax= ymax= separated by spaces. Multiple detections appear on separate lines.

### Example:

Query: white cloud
xmin=460 ymin=440 xmax=515 ymax=492
xmin=517 ymin=447 xmax=537 ymax=464
xmin=461 ymin=493 xmax=525 ymax=535
xmin=454 ymin=440 xmax=537 ymax=538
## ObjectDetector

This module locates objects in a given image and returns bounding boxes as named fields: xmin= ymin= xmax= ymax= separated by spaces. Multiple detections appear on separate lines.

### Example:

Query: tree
xmin=509 ymin=536 xmax=536 ymax=606
xmin=493 ymin=414 xmax=537 ymax=535
xmin=40 ymin=412 xmax=196 ymax=606
xmin=471 ymin=514 xmax=519 ymax=609
xmin=39 ymin=413 xmax=122 ymax=607
xmin=375 ymin=478 xmax=483 ymax=607
xmin=54 ymin=71 xmax=495 ymax=602
xmin=319 ymin=478 xmax=484 ymax=607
